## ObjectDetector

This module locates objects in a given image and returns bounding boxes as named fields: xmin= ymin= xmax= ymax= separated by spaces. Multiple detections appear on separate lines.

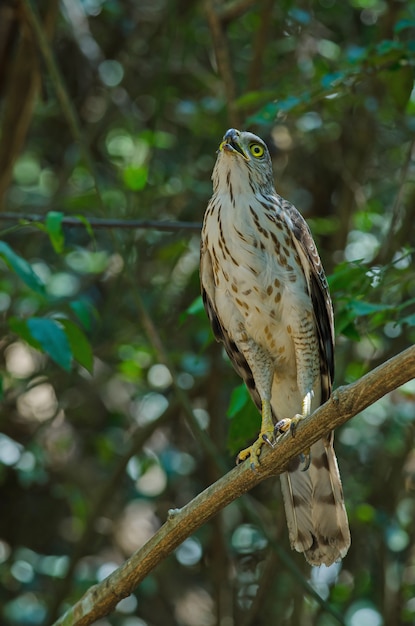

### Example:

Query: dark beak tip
xmin=223 ymin=128 xmax=239 ymax=142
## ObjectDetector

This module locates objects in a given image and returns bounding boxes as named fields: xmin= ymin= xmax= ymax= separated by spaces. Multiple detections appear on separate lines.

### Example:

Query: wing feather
xmin=282 ymin=200 xmax=334 ymax=400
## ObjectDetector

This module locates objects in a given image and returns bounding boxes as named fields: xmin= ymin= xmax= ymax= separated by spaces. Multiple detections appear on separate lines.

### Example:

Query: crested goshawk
xmin=200 ymin=128 xmax=350 ymax=566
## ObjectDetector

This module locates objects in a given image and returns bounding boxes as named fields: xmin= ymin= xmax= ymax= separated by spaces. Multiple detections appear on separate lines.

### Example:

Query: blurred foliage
xmin=0 ymin=0 xmax=415 ymax=625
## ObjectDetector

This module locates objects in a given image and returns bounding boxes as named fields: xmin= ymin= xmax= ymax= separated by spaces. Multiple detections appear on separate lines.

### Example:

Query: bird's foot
xmin=274 ymin=413 xmax=302 ymax=436
xmin=236 ymin=427 xmax=275 ymax=470
xmin=274 ymin=414 xmax=311 ymax=471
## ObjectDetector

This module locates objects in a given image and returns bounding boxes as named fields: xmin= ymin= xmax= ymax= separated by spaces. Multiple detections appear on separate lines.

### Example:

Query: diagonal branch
xmin=133 ymin=284 xmax=345 ymax=622
xmin=52 ymin=344 xmax=415 ymax=626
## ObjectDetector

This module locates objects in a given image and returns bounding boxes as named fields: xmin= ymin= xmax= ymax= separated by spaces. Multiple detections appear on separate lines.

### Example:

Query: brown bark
xmin=0 ymin=0 xmax=58 ymax=205
xmin=53 ymin=345 xmax=415 ymax=626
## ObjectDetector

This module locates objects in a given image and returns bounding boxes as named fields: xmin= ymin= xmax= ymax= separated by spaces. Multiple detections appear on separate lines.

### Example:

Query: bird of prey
xmin=200 ymin=128 xmax=350 ymax=566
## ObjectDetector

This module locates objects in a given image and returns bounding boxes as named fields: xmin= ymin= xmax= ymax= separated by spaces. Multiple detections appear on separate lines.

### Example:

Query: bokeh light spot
xmin=176 ymin=538 xmax=203 ymax=567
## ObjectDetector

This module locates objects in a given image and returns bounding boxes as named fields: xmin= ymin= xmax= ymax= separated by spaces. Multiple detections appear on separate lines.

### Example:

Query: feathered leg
xmin=235 ymin=335 xmax=275 ymax=469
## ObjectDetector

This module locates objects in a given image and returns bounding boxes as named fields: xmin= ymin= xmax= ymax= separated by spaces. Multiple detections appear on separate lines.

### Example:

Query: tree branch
xmin=0 ymin=0 xmax=58 ymax=205
xmin=52 ymin=345 xmax=415 ymax=626
xmin=204 ymin=0 xmax=240 ymax=128
xmin=21 ymin=0 xmax=103 ymax=205
xmin=378 ymin=136 xmax=415 ymax=264
xmin=45 ymin=397 xmax=182 ymax=623
xmin=0 ymin=212 xmax=202 ymax=232
xmin=132 ymin=277 xmax=345 ymax=622
xmin=217 ymin=0 xmax=257 ymax=22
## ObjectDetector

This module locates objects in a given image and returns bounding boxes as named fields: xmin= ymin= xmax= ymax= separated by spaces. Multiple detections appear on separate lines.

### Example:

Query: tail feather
xmin=280 ymin=435 xmax=350 ymax=567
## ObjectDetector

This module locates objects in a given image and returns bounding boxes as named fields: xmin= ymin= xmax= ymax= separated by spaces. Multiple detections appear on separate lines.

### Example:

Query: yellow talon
xmin=237 ymin=399 xmax=274 ymax=469
xmin=274 ymin=414 xmax=311 ymax=470
xmin=237 ymin=428 xmax=275 ymax=469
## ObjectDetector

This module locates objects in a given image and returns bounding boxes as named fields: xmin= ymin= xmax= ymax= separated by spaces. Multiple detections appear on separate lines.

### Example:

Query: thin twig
xmin=218 ymin=0 xmax=257 ymax=22
xmin=21 ymin=0 xmax=103 ymax=206
xmin=379 ymin=136 xmax=415 ymax=263
xmin=0 ymin=212 xmax=202 ymax=232
xmin=0 ymin=0 xmax=59 ymax=204
xmin=133 ymin=287 xmax=225 ymax=473
xmin=238 ymin=552 xmax=280 ymax=626
xmin=247 ymin=0 xmax=274 ymax=92
xmin=52 ymin=345 xmax=415 ymax=626
xmin=240 ymin=495 xmax=346 ymax=625
xmin=204 ymin=0 xmax=240 ymax=127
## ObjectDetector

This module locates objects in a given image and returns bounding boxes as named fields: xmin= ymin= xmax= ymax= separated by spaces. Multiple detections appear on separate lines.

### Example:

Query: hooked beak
xmin=218 ymin=128 xmax=248 ymax=159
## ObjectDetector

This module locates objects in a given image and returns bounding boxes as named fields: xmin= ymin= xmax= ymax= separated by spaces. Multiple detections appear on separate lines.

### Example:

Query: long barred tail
xmin=280 ymin=434 xmax=350 ymax=567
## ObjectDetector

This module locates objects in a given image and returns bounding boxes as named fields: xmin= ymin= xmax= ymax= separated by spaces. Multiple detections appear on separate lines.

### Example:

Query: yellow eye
xmin=249 ymin=143 xmax=265 ymax=158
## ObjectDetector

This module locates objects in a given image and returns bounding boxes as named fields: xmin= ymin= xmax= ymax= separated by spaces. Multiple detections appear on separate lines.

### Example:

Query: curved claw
xmin=250 ymin=462 xmax=259 ymax=473
xmin=290 ymin=419 xmax=299 ymax=437
xmin=299 ymin=451 xmax=311 ymax=472
xmin=262 ymin=433 xmax=275 ymax=448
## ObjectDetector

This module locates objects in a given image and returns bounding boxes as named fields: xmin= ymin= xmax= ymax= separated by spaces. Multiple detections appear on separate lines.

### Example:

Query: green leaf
xmin=335 ymin=308 xmax=361 ymax=340
xmin=8 ymin=317 xmax=42 ymax=350
xmin=27 ymin=318 xmax=72 ymax=371
xmin=63 ymin=191 xmax=99 ymax=211
xmin=59 ymin=318 xmax=93 ymax=372
xmin=0 ymin=241 xmax=45 ymax=294
xmin=321 ymin=71 xmax=346 ymax=90
xmin=288 ymin=7 xmax=311 ymax=24
xmin=9 ymin=316 xmax=73 ymax=370
xmin=247 ymin=93 xmax=311 ymax=125
xmin=348 ymin=300 xmax=394 ymax=317
xmin=400 ymin=313 xmax=415 ymax=327
xmin=75 ymin=214 xmax=94 ymax=240
xmin=328 ymin=261 xmax=369 ymax=292
xmin=46 ymin=211 xmax=65 ymax=253
xmin=179 ymin=295 xmax=206 ymax=324
xmin=339 ymin=323 xmax=361 ymax=342
xmin=123 ymin=165 xmax=148 ymax=190
xmin=187 ymin=295 xmax=204 ymax=315
xmin=151 ymin=130 xmax=176 ymax=149
xmin=246 ymin=102 xmax=279 ymax=125
xmin=69 ymin=298 xmax=97 ymax=331
xmin=277 ymin=95 xmax=305 ymax=112
xmin=227 ymin=387 xmax=260 ymax=456
xmin=394 ymin=18 xmax=415 ymax=33
xmin=227 ymin=384 xmax=250 ymax=418
xmin=235 ymin=90 xmax=277 ymax=110
xmin=375 ymin=39 xmax=403 ymax=56
xmin=385 ymin=65 xmax=414 ymax=111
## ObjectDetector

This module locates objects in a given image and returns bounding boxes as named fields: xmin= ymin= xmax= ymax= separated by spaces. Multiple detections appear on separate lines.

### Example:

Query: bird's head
xmin=212 ymin=128 xmax=274 ymax=194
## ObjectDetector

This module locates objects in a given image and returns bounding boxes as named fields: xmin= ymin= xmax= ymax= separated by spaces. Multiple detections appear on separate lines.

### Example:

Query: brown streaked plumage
xmin=200 ymin=128 xmax=350 ymax=566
